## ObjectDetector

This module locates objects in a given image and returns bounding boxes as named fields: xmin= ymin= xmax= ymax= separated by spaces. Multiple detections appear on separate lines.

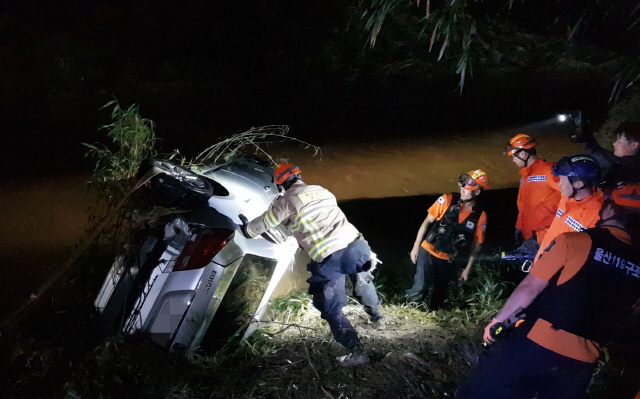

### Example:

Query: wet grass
xmin=2 ymin=245 xmax=637 ymax=398
xmin=2 ymin=189 xmax=638 ymax=398
xmin=0 ymin=243 xmax=511 ymax=399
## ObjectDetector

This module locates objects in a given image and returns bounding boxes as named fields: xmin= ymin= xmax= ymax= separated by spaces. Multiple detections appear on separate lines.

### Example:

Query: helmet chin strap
xmin=460 ymin=193 xmax=475 ymax=203
xmin=567 ymin=177 xmax=578 ymax=199
xmin=516 ymin=150 xmax=530 ymax=166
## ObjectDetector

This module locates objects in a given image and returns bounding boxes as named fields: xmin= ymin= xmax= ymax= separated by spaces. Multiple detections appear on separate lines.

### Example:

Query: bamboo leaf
xmin=82 ymin=143 xmax=99 ymax=150
xmin=429 ymin=18 xmax=443 ymax=52
xmin=99 ymin=99 xmax=118 ymax=110
xmin=438 ymin=29 xmax=450 ymax=61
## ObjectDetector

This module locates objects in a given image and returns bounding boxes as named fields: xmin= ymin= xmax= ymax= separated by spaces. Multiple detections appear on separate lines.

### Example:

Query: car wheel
xmin=136 ymin=159 xmax=214 ymax=209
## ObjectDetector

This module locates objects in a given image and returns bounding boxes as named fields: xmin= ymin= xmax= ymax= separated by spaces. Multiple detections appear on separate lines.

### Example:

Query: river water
xmin=0 ymin=119 xmax=587 ymax=322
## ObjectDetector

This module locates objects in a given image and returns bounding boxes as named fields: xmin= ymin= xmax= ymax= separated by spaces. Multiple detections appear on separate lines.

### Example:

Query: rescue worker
xmin=534 ymin=154 xmax=605 ymax=264
xmin=241 ymin=164 xmax=382 ymax=367
xmin=406 ymin=170 xmax=489 ymax=310
xmin=457 ymin=184 xmax=640 ymax=399
xmin=504 ymin=134 xmax=560 ymax=255
xmin=574 ymin=120 xmax=640 ymax=188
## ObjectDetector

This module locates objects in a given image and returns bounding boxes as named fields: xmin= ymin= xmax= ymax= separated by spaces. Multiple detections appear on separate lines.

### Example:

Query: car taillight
xmin=173 ymin=229 xmax=234 ymax=272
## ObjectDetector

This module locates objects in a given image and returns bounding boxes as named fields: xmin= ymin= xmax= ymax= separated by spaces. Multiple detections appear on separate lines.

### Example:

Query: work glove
xmin=369 ymin=252 xmax=382 ymax=273
xmin=238 ymin=214 xmax=251 ymax=238
xmin=516 ymin=237 xmax=539 ymax=256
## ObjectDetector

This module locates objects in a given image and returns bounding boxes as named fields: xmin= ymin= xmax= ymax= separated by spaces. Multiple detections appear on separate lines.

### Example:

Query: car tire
xmin=136 ymin=159 xmax=214 ymax=209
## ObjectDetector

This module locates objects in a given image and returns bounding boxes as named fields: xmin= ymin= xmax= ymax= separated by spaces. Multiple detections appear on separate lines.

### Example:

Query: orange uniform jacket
xmin=535 ymin=190 xmax=605 ymax=262
xmin=528 ymin=227 xmax=633 ymax=363
xmin=420 ymin=193 xmax=488 ymax=260
xmin=515 ymin=159 xmax=561 ymax=243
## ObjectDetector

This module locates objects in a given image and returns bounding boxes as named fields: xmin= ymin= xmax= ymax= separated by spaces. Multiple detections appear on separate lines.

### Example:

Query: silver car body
xmin=94 ymin=159 xmax=299 ymax=354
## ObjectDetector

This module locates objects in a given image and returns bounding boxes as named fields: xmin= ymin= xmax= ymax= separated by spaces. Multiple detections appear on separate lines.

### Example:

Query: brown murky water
xmin=0 ymin=122 xmax=585 ymax=321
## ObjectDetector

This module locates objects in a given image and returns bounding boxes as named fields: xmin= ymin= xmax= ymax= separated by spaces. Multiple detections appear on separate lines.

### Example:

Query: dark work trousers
xmin=348 ymin=271 xmax=382 ymax=321
xmin=457 ymin=329 xmax=596 ymax=399
xmin=406 ymin=246 xmax=460 ymax=310
xmin=307 ymin=244 xmax=381 ymax=350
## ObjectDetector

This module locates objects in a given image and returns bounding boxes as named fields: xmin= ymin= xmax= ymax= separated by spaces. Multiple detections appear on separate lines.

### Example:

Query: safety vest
xmin=425 ymin=194 xmax=483 ymax=260
xmin=528 ymin=228 xmax=640 ymax=345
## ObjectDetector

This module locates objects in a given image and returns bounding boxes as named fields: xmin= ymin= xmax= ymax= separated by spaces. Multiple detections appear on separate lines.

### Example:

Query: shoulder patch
xmin=437 ymin=196 xmax=446 ymax=205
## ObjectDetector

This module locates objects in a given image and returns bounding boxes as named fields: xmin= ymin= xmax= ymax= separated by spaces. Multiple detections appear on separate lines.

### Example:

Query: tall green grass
xmin=83 ymin=100 xmax=158 ymax=187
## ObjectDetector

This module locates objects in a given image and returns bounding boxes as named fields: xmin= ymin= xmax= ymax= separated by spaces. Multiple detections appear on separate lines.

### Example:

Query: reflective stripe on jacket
xmin=246 ymin=181 xmax=359 ymax=262
xmin=535 ymin=190 xmax=605 ymax=263
xmin=516 ymin=159 xmax=561 ymax=241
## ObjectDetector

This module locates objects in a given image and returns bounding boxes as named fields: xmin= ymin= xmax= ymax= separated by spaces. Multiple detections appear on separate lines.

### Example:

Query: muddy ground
xmin=0 ymin=121 xmax=585 ymax=322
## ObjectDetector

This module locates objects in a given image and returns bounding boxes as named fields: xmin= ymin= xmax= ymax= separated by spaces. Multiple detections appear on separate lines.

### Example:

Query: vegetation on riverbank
xmin=4 ymin=92 xmax=640 ymax=397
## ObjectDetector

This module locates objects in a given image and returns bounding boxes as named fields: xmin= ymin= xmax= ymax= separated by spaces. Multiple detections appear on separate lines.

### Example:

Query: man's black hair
xmin=515 ymin=147 xmax=537 ymax=158
xmin=614 ymin=122 xmax=640 ymax=143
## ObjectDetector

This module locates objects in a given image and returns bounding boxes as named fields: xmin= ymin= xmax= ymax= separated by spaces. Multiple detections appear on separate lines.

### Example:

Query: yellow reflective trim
xmin=304 ymin=219 xmax=325 ymax=260
xmin=308 ymin=219 xmax=323 ymax=242
xmin=290 ymin=205 xmax=329 ymax=232
xmin=265 ymin=210 xmax=279 ymax=228
xmin=294 ymin=203 xmax=335 ymax=225
xmin=570 ymin=156 xmax=594 ymax=163
xmin=309 ymin=236 xmax=343 ymax=260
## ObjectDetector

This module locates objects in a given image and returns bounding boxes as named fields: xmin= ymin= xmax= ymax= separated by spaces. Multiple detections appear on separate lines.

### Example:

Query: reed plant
xmin=195 ymin=125 xmax=321 ymax=166
xmin=83 ymin=100 xmax=158 ymax=188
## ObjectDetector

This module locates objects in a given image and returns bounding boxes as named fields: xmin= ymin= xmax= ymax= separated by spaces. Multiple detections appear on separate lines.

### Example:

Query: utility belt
xmin=424 ymin=245 xmax=463 ymax=264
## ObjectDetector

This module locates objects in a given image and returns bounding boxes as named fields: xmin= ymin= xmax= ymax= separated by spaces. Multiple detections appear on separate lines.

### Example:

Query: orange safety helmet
xmin=458 ymin=169 xmax=490 ymax=191
xmin=609 ymin=184 xmax=640 ymax=209
xmin=274 ymin=163 xmax=301 ymax=185
xmin=504 ymin=134 xmax=537 ymax=156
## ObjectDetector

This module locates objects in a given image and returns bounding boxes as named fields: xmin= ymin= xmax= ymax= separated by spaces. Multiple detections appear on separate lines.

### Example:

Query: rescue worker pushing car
xmin=534 ymin=154 xmax=605 ymax=264
xmin=458 ymin=184 xmax=640 ymax=399
xmin=241 ymin=164 xmax=382 ymax=367
xmin=406 ymin=170 xmax=489 ymax=310
xmin=504 ymin=134 xmax=560 ymax=255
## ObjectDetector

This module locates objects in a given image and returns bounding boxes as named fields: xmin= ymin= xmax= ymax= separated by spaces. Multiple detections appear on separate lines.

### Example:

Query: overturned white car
xmin=94 ymin=157 xmax=298 ymax=353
